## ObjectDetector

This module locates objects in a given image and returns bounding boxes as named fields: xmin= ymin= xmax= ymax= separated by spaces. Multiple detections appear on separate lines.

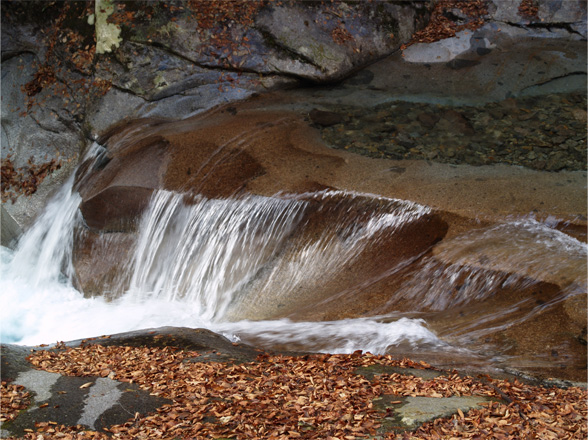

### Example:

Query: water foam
xmin=1 ymin=237 xmax=443 ymax=350
xmin=214 ymin=317 xmax=443 ymax=354
xmin=1 ymin=178 xmax=443 ymax=353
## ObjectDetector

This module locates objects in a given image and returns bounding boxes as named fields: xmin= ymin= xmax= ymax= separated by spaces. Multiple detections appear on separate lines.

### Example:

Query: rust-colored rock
xmin=80 ymin=186 xmax=154 ymax=232
xmin=162 ymin=139 xmax=266 ymax=198
xmin=72 ymin=230 xmax=135 ymax=298
xmin=70 ymin=99 xmax=586 ymax=382
xmin=74 ymin=108 xmax=349 ymax=231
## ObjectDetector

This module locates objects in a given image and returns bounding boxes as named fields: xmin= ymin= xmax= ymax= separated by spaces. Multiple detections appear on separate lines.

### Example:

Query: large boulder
xmin=488 ymin=0 xmax=587 ymax=35
xmin=70 ymin=105 xmax=451 ymax=298
xmin=344 ymin=4 xmax=587 ymax=105
xmin=83 ymin=0 xmax=430 ymax=128
xmin=108 ymin=1 xmax=428 ymax=83
xmin=1 ymin=0 xmax=432 ymax=235
xmin=1 ymin=52 xmax=84 ymax=231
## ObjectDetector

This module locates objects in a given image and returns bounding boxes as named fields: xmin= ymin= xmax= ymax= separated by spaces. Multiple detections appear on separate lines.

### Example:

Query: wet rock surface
xmin=0 ymin=205 xmax=22 ymax=249
xmin=68 ymin=101 xmax=587 ymax=383
xmin=369 ymin=24 xmax=587 ymax=104
xmin=374 ymin=395 xmax=495 ymax=432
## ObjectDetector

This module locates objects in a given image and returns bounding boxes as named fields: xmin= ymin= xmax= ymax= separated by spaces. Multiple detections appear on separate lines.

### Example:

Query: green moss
xmin=153 ymin=72 xmax=168 ymax=90
xmin=306 ymin=41 xmax=340 ymax=66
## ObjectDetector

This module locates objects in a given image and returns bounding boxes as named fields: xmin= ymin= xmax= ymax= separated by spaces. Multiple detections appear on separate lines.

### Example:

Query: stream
xmin=1 ymin=135 xmax=586 ymax=380
xmin=1 ymin=56 xmax=586 ymax=380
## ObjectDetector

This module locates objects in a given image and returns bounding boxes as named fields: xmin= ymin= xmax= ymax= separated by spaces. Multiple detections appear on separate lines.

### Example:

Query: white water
xmin=3 ymin=158 xmax=584 ymax=357
xmin=391 ymin=218 xmax=587 ymax=311
xmin=125 ymin=190 xmax=308 ymax=321
xmin=0 ymin=171 xmax=444 ymax=353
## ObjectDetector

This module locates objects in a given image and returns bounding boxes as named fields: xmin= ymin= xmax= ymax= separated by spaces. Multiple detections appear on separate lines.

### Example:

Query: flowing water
xmin=0 ymin=155 xmax=446 ymax=355
xmin=1 ymin=140 xmax=586 ymax=378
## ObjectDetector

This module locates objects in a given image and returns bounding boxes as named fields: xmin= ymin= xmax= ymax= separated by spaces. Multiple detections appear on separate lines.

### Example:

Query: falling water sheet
xmin=0 ymin=173 xmax=446 ymax=355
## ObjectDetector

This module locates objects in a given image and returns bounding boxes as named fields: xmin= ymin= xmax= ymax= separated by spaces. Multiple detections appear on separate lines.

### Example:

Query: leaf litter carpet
xmin=2 ymin=345 xmax=586 ymax=439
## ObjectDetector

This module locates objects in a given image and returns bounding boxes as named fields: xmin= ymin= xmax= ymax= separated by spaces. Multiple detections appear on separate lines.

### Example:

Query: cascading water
xmin=7 ymin=175 xmax=81 ymax=287
xmin=1 ymin=174 xmax=82 ymax=344
xmin=125 ymin=190 xmax=308 ymax=321
xmin=1 ymin=140 xmax=585 ymax=371
xmin=381 ymin=220 xmax=587 ymax=344
xmin=387 ymin=218 xmax=587 ymax=315
xmin=0 ymin=162 xmax=445 ymax=353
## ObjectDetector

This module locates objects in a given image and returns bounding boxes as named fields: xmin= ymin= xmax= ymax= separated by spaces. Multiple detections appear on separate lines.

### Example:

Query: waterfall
xmin=2 ymin=153 xmax=584 ymax=362
xmin=390 ymin=217 xmax=587 ymax=312
xmin=0 ymin=175 xmax=82 ymax=343
xmin=125 ymin=190 xmax=308 ymax=321
xmin=1 ymin=170 xmax=445 ymax=352
xmin=7 ymin=175 xmax=81 ymax=287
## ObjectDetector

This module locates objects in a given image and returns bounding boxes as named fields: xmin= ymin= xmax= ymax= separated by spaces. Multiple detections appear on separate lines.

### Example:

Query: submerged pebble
xmin=319 ymin=92 xmax=587 ymax=171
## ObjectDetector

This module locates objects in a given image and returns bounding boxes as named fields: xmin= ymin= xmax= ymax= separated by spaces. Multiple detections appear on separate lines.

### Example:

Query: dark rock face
xmin=84 ymin=0 xmax=428 ymax=127
xmin=0 ymin=327 xmax=262 ymax=438
xmin=80 ymin=186 xmax=154 ymax=232
xmin=0 ymin=205 xmax=22 ymax=248
xmin=1 ymin=0 xmax=432 ymax=233
xmin=1 ymin=53 xmax=84 ymax=230
xmin=309 ymin=109 xmax=345 ymax=127
xmin=488 ymin=0 xmax=587 ymax=33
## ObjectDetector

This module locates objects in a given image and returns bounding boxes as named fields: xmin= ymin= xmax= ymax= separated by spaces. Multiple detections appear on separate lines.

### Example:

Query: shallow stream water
xmin=1 ymin=141 xmax=586 ymax=380
xmin=1 ymin=65 xmax=587 ymax=380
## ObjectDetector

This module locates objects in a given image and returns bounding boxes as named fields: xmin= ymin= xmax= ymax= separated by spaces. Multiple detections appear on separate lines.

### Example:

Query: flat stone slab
xmin=0 ymin=328 xmax=269 ymax=437
xmin=0 ymin=346 xmax=170 ymax=438
xmin=375 ymin=394 xmax=495 ymax=432
xmin=355 ymin=364 xmax=444 ymax=381
xmin=396 ymin=396 xmax=492 ymax=428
